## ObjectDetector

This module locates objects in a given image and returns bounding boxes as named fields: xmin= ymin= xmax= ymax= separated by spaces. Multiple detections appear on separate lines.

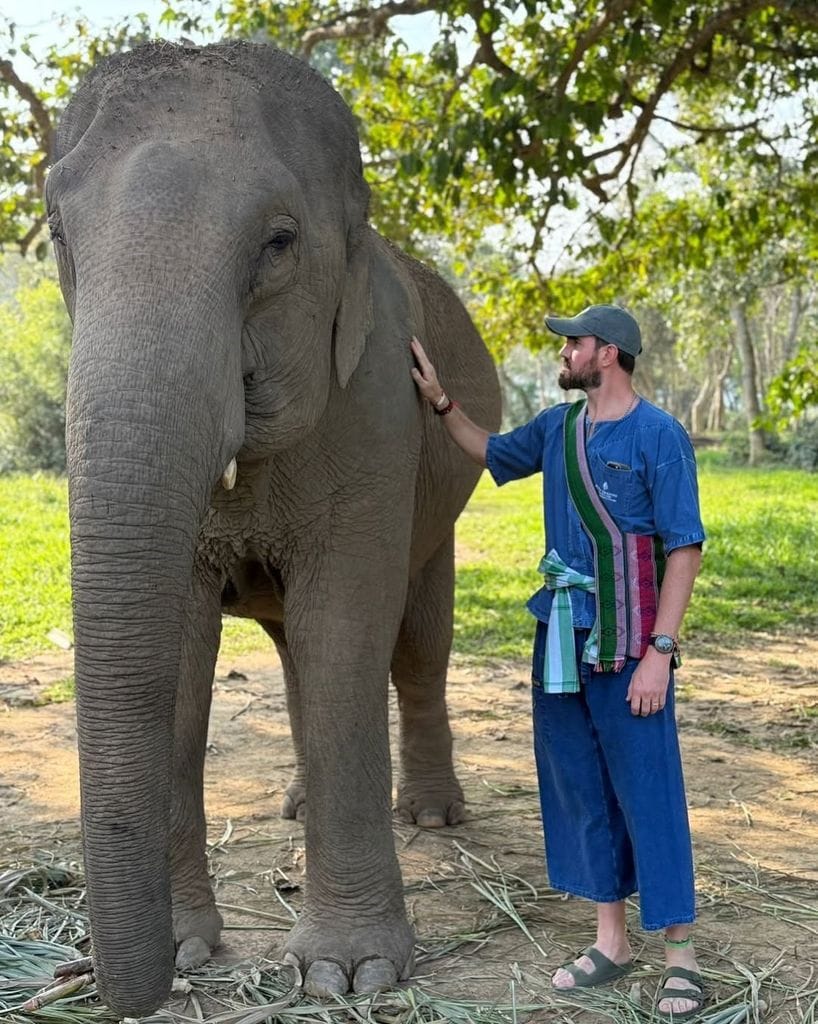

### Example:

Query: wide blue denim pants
xmin=531 ymin=626 xmax=696 ymax=930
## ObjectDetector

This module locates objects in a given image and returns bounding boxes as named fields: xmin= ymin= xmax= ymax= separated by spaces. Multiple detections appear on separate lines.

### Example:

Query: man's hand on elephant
xmin=410 ymin=336 xmax=490 ymax=468
xmin=410 ymin=337 xmax=448 ymax=410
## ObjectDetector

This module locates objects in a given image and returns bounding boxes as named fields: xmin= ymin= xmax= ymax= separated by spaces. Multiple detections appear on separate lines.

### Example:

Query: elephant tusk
xmin=221 ymin=458 xmax=237 ymax=491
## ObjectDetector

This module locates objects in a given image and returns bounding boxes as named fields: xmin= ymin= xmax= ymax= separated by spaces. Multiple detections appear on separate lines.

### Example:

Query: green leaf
xmin=478 ymin=9 xmax=501 ymax=35
xmin=399 ymin=152 xmax=423 ymax=176
xmin=649 ymin=0 xmax=675 ymax=28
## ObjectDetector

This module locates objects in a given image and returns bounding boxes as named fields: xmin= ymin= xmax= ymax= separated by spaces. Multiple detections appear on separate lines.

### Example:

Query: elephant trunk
xmin=66 ymin=299 xmax=241 ymax=1016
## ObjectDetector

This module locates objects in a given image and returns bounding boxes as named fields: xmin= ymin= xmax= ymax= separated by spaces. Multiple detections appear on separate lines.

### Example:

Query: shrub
xmin=784 ymin=418 xmax=818 ymax=472
xmin=0 ymin=260 xmax=71 ymax=473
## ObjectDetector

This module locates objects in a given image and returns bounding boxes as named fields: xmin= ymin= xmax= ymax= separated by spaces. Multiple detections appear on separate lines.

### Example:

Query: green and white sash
xmin=537 ymin=550 xmax=599 ymax=693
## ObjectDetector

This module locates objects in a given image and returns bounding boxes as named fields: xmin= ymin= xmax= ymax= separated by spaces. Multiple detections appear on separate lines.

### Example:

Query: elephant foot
xmin=395 ymin=775 xmax=465 ymax=828
xmin=173 ymin=904 xmax=223 ymax=969
xmin=283 ymin=913 xmax=414 ymax=996
xmin=280 ymin=777 xmax=306 ymax=821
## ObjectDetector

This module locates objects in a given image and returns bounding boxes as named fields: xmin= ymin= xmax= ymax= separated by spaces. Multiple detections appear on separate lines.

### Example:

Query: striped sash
xmin=563 ymin=400 xmax=664 ymax=671
xmin=537 ymin=550 xmax=596 ymax=693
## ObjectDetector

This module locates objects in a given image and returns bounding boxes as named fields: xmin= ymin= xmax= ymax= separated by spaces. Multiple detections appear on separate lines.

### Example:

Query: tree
xmin=4 ymin=2 xmax=818 ymax=258
xmin=3 ymin=1 xmax=818 ymax=461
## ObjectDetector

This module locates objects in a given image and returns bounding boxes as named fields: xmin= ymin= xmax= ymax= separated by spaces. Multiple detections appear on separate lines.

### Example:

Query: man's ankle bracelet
xmin=664 ymin=936 xmax=692 ymax=949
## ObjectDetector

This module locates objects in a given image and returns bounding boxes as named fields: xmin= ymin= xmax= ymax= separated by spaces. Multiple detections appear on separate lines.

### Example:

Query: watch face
xmin=653 ymin=634 xmax=675 ymax=654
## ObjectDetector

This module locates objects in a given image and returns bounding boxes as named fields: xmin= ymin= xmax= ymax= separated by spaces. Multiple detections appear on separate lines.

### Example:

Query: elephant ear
xmin=334 ymin=225 xmax=373 ymax=389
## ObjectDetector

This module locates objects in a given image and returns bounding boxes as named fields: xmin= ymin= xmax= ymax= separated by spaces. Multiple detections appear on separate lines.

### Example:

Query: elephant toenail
xmin=303 ymin=959 xmax=348 ymax=997
xmin=416 ymin=809 xmax=446 ymax=828
xmin=447 ymin=801 xmax=466 ymax=825
xmin=175 ymin=936 xmax=211 ymax=970
xmin=280 ymin=954 xmax=303 ymax=988
xmin=353 ymin=957 xmax=398 ymax=993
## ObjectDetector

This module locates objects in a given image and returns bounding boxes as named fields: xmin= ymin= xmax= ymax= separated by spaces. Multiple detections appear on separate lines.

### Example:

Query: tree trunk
xmin=498 ymin=363 xmax=537 ymax=425
xmin=706 ymin=341 xmax=734 ymax=433
xmin=784 ymin=284 xmax=804 ymax=360
xmin=690 ymin=376 xmax=712 ymax=436
xmin=730 ymin=301 xmax=767 ymax=464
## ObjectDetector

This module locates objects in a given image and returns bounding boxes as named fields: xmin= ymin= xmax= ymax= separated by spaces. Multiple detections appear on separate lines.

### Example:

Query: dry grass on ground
xmin=2 ymin=634 xmax=817 ymax=1023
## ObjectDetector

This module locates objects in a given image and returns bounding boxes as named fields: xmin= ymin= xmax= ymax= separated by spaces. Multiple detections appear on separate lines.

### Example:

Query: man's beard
xmin=559 ymin=362 xmax=602 ymax=392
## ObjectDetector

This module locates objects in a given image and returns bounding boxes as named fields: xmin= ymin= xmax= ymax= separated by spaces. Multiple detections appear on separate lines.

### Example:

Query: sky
xmin=1 ymin=0 xmax=436 ymax=50
xmin=2 ymin=0 xmax=168 ymax=40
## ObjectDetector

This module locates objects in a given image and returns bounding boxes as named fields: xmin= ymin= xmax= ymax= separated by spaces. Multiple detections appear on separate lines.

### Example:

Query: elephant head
xmin=46 ymin=41 xmax=375 ymax=1014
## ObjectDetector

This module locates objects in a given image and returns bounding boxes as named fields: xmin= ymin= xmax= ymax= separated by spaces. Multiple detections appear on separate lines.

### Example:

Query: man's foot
xmin=657 ymin=941 xmax=704 ymax=1018
xmin=552 ymin=942 xmax=633 ymax=990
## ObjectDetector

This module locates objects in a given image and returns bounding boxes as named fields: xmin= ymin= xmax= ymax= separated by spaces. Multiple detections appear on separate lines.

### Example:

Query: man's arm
xmin=626 ymin=544 xmax=702 ymax=716
xmin=652 ymin=544 xmax=702 ymax=641
xmin=410 ymin=336 xmax=490 ymax=467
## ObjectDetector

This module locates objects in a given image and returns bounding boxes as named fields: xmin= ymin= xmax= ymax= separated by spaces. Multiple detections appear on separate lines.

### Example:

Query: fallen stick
xmin=19 ymin=972 xmax=94 ymax=1011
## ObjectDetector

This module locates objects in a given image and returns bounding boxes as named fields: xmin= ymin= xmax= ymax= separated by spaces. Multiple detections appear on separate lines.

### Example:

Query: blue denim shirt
xmin=485 ymin=399 xmax=706 ymax=627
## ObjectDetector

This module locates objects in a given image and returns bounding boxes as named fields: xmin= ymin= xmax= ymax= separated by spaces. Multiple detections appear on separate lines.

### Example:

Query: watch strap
xmin=649 ymin=632 xmax=682 ymax=668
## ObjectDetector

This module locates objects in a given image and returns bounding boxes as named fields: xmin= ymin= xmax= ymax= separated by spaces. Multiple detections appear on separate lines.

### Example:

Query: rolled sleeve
xmin=486 ymin=413 xmax=548 ymax=486
xmin=650 ymin=427 xmax=706 ymax=552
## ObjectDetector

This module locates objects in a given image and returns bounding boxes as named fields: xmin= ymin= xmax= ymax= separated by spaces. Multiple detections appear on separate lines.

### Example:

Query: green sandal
xmin=555 ymin=945 xmax=634 ymax=989
xmin=656 ymin=966 xmax=706 ymax=1019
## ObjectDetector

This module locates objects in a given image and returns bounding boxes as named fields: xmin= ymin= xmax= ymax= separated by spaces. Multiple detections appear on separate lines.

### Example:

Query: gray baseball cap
xmin=545 ymin=304 xmax=642 ymax=357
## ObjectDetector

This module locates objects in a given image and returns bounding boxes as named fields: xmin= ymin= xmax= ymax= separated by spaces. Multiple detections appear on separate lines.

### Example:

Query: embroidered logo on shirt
xmin=597 ymin=480 xmax=618 ymax=503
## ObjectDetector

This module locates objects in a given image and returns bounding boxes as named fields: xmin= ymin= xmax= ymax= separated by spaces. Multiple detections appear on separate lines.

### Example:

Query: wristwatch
xmin=649 ymin=633 xmax=678 ymax=656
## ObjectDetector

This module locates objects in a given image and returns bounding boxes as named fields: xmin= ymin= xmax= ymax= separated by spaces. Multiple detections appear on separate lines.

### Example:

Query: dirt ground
xmin=2 ymin=632 xmax=818 ymax=1021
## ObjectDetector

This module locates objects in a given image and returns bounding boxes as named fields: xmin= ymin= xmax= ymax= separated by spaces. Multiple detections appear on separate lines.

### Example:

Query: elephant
xmin=47 ymin=40 xmax=501 ymax=1016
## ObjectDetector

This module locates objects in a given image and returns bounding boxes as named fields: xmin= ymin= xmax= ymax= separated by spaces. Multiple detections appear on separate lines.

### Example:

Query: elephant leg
xmin=169 ymin=568 xmax=224 ymax=969
xmin=281 ymin=561 xmax=414 ymax=997
xmin=392 ymin=533 xmax=464 ymax=828
xmin=258 ymin=620 xmax=306 ymax=821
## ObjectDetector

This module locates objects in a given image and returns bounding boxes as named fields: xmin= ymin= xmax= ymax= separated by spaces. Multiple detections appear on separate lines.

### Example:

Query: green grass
xmin=2 ymin=457 xmax=817 ymax=665
xmin=0 ymin=474 xmax=72 ymax=661
xmin=0 ymin=474 xmax=267 ymax=662
xmin=691 ymin=451 xmax=818 ymax=636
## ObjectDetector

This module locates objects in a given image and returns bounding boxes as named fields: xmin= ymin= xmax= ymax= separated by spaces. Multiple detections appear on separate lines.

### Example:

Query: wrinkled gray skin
xmin=47 ymin=41 xmax=500 ymax=1017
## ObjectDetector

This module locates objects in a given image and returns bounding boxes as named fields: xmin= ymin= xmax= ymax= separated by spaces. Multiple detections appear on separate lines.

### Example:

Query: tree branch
xmin=0 ymin=57 xmax=54 ymax=154
xmin=651 ymin=113 xmax=763 ymax=136
xmin=440 ymin=52 xmax=478 ymax=116
xmin=581 ymin=0 xmax=772 ymax=198
xmin=553 ymin=0 xmax=637 ymax=101
xmin=468 ymin=1 xmax=517 ymax=77
xmin=301 ymin=0 xmax=443 ymax=57
xmin=17 ymin=212 xmax=47 ymax=257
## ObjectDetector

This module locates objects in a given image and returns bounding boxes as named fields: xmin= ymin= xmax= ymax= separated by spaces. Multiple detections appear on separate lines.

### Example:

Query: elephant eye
xmin=48 ymin=212 xmax=66 ymax=246
xmin=250 ymin=217 xmax=299 ymax=301
xmin=265 ymin=229 xmax=295 ymax=254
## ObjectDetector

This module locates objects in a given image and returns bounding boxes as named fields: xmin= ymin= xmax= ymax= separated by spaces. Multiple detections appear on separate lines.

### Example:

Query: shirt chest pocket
xmin=592 ymin=453 xmax=636 ymax=510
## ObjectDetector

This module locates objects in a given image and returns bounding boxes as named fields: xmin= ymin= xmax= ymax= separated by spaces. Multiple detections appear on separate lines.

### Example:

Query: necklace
xmin=586 ymin=391 xmax=638 ymax=442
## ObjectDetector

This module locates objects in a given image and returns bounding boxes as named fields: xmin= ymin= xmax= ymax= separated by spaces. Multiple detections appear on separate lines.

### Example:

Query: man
xmin=411 ymin=304 xmax=706 ymax=1020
